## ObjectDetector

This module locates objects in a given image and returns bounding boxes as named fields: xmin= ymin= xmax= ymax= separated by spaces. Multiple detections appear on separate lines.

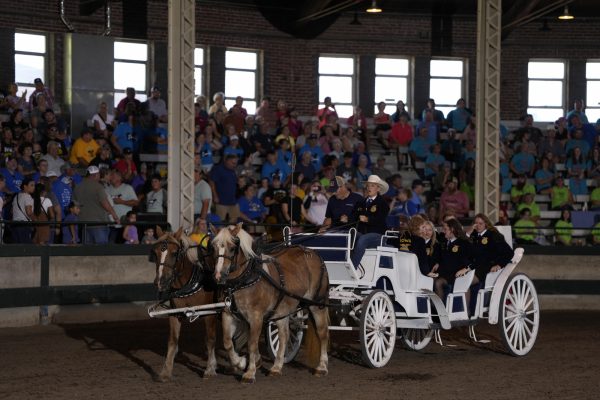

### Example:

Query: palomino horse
xmin=150 ymin=226 xmax=218 ymax=381
xmin=211 ymin=223 xmax=330 ymax=383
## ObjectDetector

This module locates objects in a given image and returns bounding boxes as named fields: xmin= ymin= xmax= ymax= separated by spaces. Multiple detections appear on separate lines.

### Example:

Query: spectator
xmin=60 ymin=162 xmax=82 ymax=186
xmin=69 ymin=128 xmax=99 ymax=168
xmin=513 ymin=114 xmax=543 ymax=144
xmin=354 ymin=154 xmax=371 ymax=191
xmin=31 ymin=182 xmax=55 ymax=244
xmin=389 ymin=114 xmax=413 ymax=149
xmin=209 ymin=154 xmax=239 ymax=223
xmin=420 ymin=98 xmax=445 ymax=127
xmin=538 ymin=124 xmax=565 ymax=163
xmin=409 ymin=126 xmax=434 ymax=163
xmin=11 ymin=177 xmax=35 ymax=243
xmin=424 ymin=143 xmax=446 ymax=179
xmin=106 ymin=169 xmax=139 ymax=242
xmin=510 ymin=142 xmax=536 ymax=177
xmin=517 ymin=192 xmax=541 ymax=223
xmin=336 ymin=151 xmax=356 ymax=185
xmin=296 ymin=148 xmax=316 ymax=182
xmin=250 ymin=117 xmax=274 ymax=156
xmin=92 ymin=102 xmax=116 ymax=139
xmin=588 ymin=147 xmax=600 ymax=179
xmin=446 ymin=98 xmax=472 ymax=133
xmin=5 ymin=109 xmax=30 ymax=142
xmin=534 ymin=157 xmax=554 ymax=195
xmin=373 ymin=102 xmax=392 ymax=153
xmin=0 ymin=156 xmax=23 ymax=195
xmin=550 ymin=176 xmax=574 ymax=210
xmin=554 ymin=209 xmax=573 ymax=246
xmin=141 ymin=227 xmax=156 ymax=245
xmin=255 ymin=97 xmax=277 ymax=134
xmin=223 ymin=135 xmax=245 ymax=161
xmin=144 ymin=174 xmax=167 ymax=214
xmin=462 ymin=114 xmax=477 ymax=146
xmin=50 ymin=172 xmax=72 ymax=218
xmin=510 ymin=174 xmax=535 ymax=204
xmin=299 ymin=133 xmax=324 ymax=172
xmin=371 ymin=155 xmax=392 ymax=181
xmin=409 ymin=179 xmax=425 ymax=215
xmin=1 ymin=126 xmax=17 ymax=161
xmin=116 ymin=87 xmax=141 ymax=119
xmin=31 ymin=159 xmax=49 ymax=183
xmin=113 ymin=147 xmax=137 ymax=182
xmin=281 ymin=183 xmax=304 ymax=232
xmin=439 ymin=177 xmax=470 ymax=220
xmin=391 ymin=100 xmax=410 ymax=123
xmin=565 ymin=128 xmax=590 ymax=158
xmin=276 ymin=138 xmax=294 ymax=169
xmin=189 ymin=218 xmax=208 ymax=247
xmin=28 ymin=78 xmax=54 ymax=112
xmin=416 ymin=109 xmax=439 ymax=144
xmin=122 ymin=211 xmax=139 ymax=244
xmin=62 ymin=200 xmax=81 ymax=244
xmin=112 ymin=114 xmax=140 ymax=156
xmin=41 ymin=141 xmax=65 ymax=177
xmin=263 ymin=175 xmax=288 ymax=225
xmin=90 ymin=144 xmax=114 ymax=171
xmin=301 ymin=181 xmax=328 ymax=226
xmin=317 ymin=97 xmax=338 ymax=130
xmin=146 ymin=87 xmax=167 ymax=123
xmin=238 ymin=184 xmax=267 ymax=225
xmin=389 ymin=188 xmax=418 ymax=218
xmin=208 ymin=91 xmax=227 ymax=116
xmin=341 ymin=126 xmax=360 ymax=153
xmin=566 ymin=99 xmax=588 ymax=128
xmin=39 ymin=109 xmax=69 ymax=150
xmin=566 ymin=146 xmax=590 ymax=196
xmin=514 ymin=208 xmax=537 ymax=245
xmin=16 ymin=142 xmax=36 ymax=179
xmin=568 ymin=116 xmax=596 ymax=152
xmin=5 ymin=82 xmax=28 ymax=112
xmin=346 ymin=105 xmax=367 ymax=139
xmin=193 ymin=168 xmax=212 ymax=220
xmin=73 ymin=166 xmax=119 ymax=244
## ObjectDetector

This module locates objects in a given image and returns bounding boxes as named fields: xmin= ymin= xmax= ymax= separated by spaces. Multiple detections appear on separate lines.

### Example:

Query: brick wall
xmin=1 ymin=0 xmax=599 ymax=120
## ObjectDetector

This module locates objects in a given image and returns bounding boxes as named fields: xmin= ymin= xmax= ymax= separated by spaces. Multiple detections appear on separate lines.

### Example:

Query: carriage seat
xmin=379 ymin=248 xmax=434 ymax=292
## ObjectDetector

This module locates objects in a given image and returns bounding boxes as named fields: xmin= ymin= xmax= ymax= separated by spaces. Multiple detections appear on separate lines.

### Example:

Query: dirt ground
xmin=0 ymin=310 xmax=598 ymax=400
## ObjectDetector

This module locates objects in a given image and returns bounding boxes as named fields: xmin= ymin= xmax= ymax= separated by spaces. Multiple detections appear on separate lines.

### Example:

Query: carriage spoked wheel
xmin=499 ymin=273 xmax=540 ymax=356
xmin=359 ymin=290 xmax=397 ymax=368
xmin=264 ymin=309 xmax=306 ymax=364
xmin=400 ymin=328 xmax=433 ymax=351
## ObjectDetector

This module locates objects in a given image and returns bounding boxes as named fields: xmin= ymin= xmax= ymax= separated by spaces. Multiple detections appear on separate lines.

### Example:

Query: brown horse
xmin=211 ymin=223 xmax=330 ymax=383
xmin=150 ymin=226 xmax=218 ymax=381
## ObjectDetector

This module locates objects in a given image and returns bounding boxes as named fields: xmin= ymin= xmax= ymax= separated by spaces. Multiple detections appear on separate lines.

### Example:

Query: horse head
xmin=150 ymin=226 xmax=188 ymax=293
xmin=211 ymin=222 xmax=255 ymax=284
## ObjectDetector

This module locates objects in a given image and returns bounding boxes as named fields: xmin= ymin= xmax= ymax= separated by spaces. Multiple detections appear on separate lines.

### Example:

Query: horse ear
xmin=174 ymin=226 xmax=183 ymax=239
xmin=156 ymin=225 xmax=164 ymax=237
xmin=209 ymin=223 xmax=218 ymax=236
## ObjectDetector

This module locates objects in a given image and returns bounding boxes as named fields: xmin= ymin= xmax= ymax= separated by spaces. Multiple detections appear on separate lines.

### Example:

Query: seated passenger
xmin=350 ymin=175 xmax=390 ymax=268
xmin=470 ymin=213 xmax=514 ymax=285
xmin=432 ymin=218 xmax=473 ymax=301
xmin=419 ymin=220 xmax=441 ymax=278
xmin=394 ymin=215 xmax=430 ymax=275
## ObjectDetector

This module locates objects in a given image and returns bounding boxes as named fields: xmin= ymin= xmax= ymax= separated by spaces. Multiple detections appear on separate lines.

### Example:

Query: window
xmin=586 ymin=61 xmax=600 ymax=123
xmin=374 ymin=57 xmax=410 ymax=115
xmin=527 ymin=60 xmax=565 ymax=122
xmin=194 ymin=47 xmax=205 ymax=97
xmin=429 ymin=59 xmax=465 ymax=117
xmin=224 ymin=49 xmax=259 ymax=115
xmin=318 ymin=55 xmax=355 ymax=118
xmin=14 ymin=32 xmax=47 ymax=97
xmin=113 ymin=40 xmax=148 ymax=107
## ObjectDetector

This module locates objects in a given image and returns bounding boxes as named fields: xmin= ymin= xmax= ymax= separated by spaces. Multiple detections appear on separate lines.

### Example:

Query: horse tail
xmin=304 ymin=314 xmax=321 ymax=368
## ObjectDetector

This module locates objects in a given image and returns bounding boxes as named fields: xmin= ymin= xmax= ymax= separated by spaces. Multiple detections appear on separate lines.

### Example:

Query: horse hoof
xmin=156 ymin=373 xmax=171 ymax=383
xmin=241 ymin=376 xmax=256 ymax=384
xmin=268 ymin=369 xmax=282 ymax=377
xmin=203 ymin=370 xmax=217 ymax=379
xmin=313 ymin=368 xmax=328 ymax=377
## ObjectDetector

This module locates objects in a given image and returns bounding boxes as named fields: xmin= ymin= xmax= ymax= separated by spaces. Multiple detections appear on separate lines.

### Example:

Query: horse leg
xmin=309 ymin=306 xmax=329 ymax=377
xmin=268 ymin=317 xmax=289 ymax=377
xmin=241 ymin=314 xmax=263 ymax=384
xmin=158 ymin=316 xmax=181 ymax=382
xmin=203 ymin=314 xmax=218 ymax=378
xmin=222 ymin=310 xmax=247 ymax=372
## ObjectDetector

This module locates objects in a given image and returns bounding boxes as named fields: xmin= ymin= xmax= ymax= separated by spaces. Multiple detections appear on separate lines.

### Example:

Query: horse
xmin=149 ymin=226 xmax=219 ymax=381
xmin=211 ymin=223 xmax=330 ymax=383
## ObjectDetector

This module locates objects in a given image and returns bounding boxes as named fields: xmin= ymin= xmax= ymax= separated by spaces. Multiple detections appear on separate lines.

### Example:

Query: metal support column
xmin=475 ymin=0 xmax=502 ymax=222
xmin=167 ymin=0 xmax=195 ymax=230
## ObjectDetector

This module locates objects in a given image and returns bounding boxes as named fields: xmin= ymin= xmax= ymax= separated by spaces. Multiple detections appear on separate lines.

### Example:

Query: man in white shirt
xmin=147 ymin=87 xmax=168 ymax=123
xmin=105 ymin=169 xmax=139 ymax=242
xmin=194 ymin=169 xmax=212 ymax=220
xmin=41 ymin=141 xmax=66 ymax=177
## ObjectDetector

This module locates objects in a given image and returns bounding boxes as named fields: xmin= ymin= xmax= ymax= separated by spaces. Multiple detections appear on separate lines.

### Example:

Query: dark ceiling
xmin=197 ymin=0 xmax=595 ymax=39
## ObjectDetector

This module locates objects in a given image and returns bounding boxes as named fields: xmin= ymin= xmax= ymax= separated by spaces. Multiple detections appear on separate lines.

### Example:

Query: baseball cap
xmin=123 ymin=147 xmax=133 ymax=155
xmin=230 ymin=135 xmax=239 ymax=141
xmin=87 ymin=165 xmax=100 ymax=175
xmin=151 ymin=86 xmax=160 ymax=92
xmin=34 ymin=78 xmax=43 ymax=84
xmin=46 ymin=171 xmax=58 ymax=178
xmin=328 ymin=176 xmax=346 ymax=192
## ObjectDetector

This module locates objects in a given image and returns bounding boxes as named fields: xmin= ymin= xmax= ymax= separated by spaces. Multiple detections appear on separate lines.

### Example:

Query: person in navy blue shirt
xmin=238 ymin=185 xmax=267 ymax=224
xmin=209 ymin=154 xmax=240 ymax=223
xmin=321 ymin=176 xmax=363 ymax=231
xmin=261 ymin=150 xmax=291 ymax=183
xmin=223 ymin=135 xmax=245 ymax=161
xmin=298 ymin=134 xmax=324 ymax=172
xmin=0 ymin=156 xmax=24 ymax=194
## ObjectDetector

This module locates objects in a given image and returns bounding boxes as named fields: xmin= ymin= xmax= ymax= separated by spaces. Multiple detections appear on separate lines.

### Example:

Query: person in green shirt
xmin=511 ymin=174 xmax=536 ymax=205
xmin=590 ymin=182 xmax=600 ymax=211
xmin=554 ymin=209 xmax=573 ymax=245
xmin=514 ymin=208 xmax=538 ymax=245
xmin=517 ymin=193 xmax=540 ymax=223
xmin=550 ymin=176 xmax=574 ymax=210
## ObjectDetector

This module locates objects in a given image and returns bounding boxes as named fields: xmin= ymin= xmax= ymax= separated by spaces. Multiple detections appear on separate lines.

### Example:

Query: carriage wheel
xmin=400 ymin=328 xmax=433 ymax=351
xmin=264 ymin=310 xmax=306 ymax=363
xmin=499 ymin=273 xmax=540 ymax=356
xmin=360 ymin=290 xmax=397 ymax=368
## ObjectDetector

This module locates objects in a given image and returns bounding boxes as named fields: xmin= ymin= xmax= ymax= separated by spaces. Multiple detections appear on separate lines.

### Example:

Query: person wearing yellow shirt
xmin=189 ymin=218 xmax=209 ymax=247
xmin=69 ymin=128 xmax=99 ymax=167
xmin=514 ymin=208 xmax=538 ymax=245
xmin=517 ymin=193 xmax=541 ymax=223
xmin=554 ymin=209 xmax=573 ymax=245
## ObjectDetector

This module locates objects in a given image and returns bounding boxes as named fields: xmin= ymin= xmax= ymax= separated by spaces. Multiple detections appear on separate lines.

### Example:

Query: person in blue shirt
xmin=223 ymin=135 xmax=245 ymax=162
xmin=298 ymin=134 xmax=324 ymax=172
xmin=195 ymin=132 xmax=214 ymax=172
xmin=510 ymin=142 xmax=536 ymax=177
xmin=446 ymin=98 xmax=472 ymax=133
xmin=351 ymin=141 xmax=372 ymax=168
xmin=238 ymin=185 xmax=267 ymax=224
xmin=424 ymin=143 xmax=446 ymax=178
xmin=566 ymin=146 xmax=590 ymax=196
xmin=112 ymin=120 xmax=141 ymax=155
xmin=566 ymin=99 xmax=589 ymax=129
xmin=62 ymin=200 xmax=81 ymax=244
xmin=51 ymin=174 xmax=73 ymax=217
xmin=261 ymin=150 xmax=291 ymax=183
xmin=0 ymin=156 xmax=24 ymax=194
xmin=209 ymin=154 xmax=240 ymax=223
xmin=409 ymin=127 xmax=435 ymax=163
xmin=416 ymin=110 xmax=439 ymax=143
xmin=566 ymin=126 xmax=592 ymax=157
xmin=534 ymin=157 xmax=554 ymax=194
xmin=276 ymin=138 xmax=293 ymax=169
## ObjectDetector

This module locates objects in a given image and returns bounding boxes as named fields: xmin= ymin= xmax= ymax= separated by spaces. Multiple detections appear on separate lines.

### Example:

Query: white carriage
xmin=268 ymin=227 xmax=540 ymax=368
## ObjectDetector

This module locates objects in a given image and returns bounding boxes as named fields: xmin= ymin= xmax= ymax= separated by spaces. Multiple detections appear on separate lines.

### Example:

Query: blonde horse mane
xmin=213 ymin=224 xmax=256 ymax=258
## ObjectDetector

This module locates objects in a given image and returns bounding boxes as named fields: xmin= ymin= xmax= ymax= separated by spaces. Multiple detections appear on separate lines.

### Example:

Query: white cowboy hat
xmin=363 ymin=175 xmax=389 ymax=194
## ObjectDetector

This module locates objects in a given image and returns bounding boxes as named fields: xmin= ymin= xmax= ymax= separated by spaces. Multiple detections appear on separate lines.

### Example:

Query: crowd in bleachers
xmin=2 ymin=77 xmax=600 ymax=246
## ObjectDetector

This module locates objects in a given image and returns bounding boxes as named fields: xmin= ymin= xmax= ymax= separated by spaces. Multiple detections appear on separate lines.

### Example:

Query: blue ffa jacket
xmin=471 ymin=229 xmax=514 ymax=281
xmin=353 ymin=194 xmax=389 ymax=235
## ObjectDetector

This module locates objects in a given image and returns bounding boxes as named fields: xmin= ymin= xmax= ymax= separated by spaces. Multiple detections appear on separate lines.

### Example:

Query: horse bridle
xmin=215 ymin=236 xmax=244 ymax=281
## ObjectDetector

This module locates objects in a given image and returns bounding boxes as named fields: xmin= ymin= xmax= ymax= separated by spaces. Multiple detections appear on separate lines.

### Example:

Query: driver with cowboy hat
xmin=351 ymin=175 xmax=390 ymax=269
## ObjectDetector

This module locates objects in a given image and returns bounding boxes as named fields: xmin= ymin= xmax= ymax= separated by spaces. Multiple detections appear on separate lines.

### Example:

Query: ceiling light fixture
xmin=366 ymin=1 xmax=382 ymax=13
xmin=558 ymin=5 xmax=574 ymax=20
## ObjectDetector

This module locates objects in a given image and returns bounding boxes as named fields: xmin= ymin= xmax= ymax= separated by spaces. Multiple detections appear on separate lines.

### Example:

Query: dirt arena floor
xmin=0 ymin=310 xmax=598 ymax=400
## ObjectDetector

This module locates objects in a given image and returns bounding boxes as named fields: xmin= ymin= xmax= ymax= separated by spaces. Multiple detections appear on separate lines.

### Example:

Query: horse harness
xmin=219 ymin=242 xmax=329 ymax=322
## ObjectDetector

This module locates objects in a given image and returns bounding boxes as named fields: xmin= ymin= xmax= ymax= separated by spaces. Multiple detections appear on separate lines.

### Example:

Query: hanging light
xmin=558 ymin=5 xmax=574 ymax=20
xmin=366 ymin=1 xmax=382 ymax=13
